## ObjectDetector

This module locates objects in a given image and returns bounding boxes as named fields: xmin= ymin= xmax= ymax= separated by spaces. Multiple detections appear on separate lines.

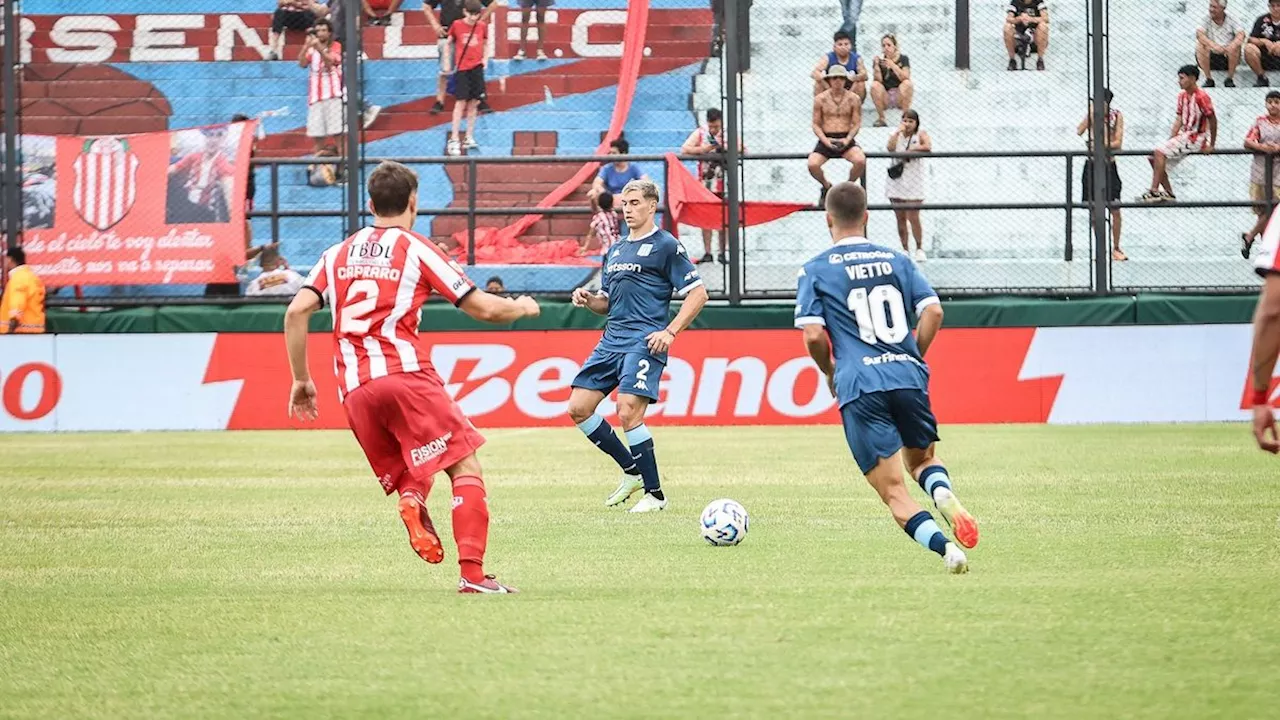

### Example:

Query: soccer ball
xmin=700 ymin=498 xmax=749 ymax=546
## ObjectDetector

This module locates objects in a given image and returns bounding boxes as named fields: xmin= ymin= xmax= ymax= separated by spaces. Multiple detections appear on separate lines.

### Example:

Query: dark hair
xmin=598 ymin=191 xmax=614 ymax=211
xmin=610 ymin=138 xmax=630 ymax=154
xmin=825 ymin=181 xmax=867 ymax=228
xmin=902 ymin=109 xmax=920 ymax=126
xmin=706 ymin=108 xmax=722 ymax=123
xmin=313 ymin=18 xmax=333 ymax=32
xmin=231 ymin=113 xmax=250 ymax=123
xmin=367 ymin=161 xmax=419 ymax=216
xmin=1104 ymin=88 xmax=1114 ymax=104
xmin=464 ymin=0 xmax=483 ymax=14
xmin=486 ymin=276 xmax=504 ymax=286
xmin=1178 ymin=63 xmax=1200 ymax=79
xmin=833 ymin=30 xmax=852 ymax=44
xmin=1267 ymin=91 xmax=1280 ymax=102
xmin=6 ymin=246 xmax=25 ymax=266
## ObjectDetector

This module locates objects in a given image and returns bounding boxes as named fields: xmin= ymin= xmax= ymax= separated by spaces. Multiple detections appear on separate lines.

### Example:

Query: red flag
xmin=664 ymin=153 xmax=810 ymax=229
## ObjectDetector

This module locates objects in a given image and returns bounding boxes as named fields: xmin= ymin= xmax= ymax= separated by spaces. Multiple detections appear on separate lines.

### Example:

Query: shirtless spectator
xmin=808 ymin=65 xmax=866 ymax=205
xmin=811 ymin=31 xmax=868 ymax=104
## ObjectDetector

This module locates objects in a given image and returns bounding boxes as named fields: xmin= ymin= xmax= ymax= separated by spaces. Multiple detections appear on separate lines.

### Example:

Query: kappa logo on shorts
xmin=634 ymin=380 xmax=649 ymax=391
xmin=410 ymin=432 xmax=454 ymax=466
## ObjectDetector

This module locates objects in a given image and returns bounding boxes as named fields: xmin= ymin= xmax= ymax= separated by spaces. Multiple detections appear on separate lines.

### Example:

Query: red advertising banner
xmin=19 ymin=121 xmax=255 ymax=286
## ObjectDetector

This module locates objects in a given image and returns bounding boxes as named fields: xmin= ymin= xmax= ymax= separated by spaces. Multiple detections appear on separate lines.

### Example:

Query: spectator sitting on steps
xmin=808 ymin=64 xmax=866 ymax=207
xmin=363 ymin=0 xmax=402 ymax=26
xmin=246 ymin=246 xmax=306 ymax=297
xmin=1005 ymin=0 xmax=1049 ymax=71
xmin=870 ymin=33 xmax=913 ymax=128
xmin=1197 ymin=0 xmax=1245 ymax=88
xmin=1246 ymin=0 xmax=1280 ymax=87
xmin=588 ymin=138 xmax=646 ymax=211
xmin=811 ymin=31 xmax=867 ymax=105
xmin=1140 ymin=65 xmax=1216 ymax=204
xmin=269 ymin=0 xmax=328 ymax=60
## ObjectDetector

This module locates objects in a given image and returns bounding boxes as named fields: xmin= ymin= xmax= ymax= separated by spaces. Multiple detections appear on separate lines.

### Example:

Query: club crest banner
xmin=15 ymin=121 xmax=256 ymax=286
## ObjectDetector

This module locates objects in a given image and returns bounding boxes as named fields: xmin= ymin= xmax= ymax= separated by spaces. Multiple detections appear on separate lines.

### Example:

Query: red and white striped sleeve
xmin=1256 ymin=207 xmax=1280 ymax=276
xmin=408 ymin=235 xmax=475 ymax=305
xmin=1248 ymin=118 xmax=1263 ymax=144
xmin=303 ymin=245 xmax=338 ymax=306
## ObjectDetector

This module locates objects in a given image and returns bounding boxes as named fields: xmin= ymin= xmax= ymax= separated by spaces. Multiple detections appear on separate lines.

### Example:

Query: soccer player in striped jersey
xmin=795 ymin=182 xmax=978 ymax=573
xmin=283 ymin=161 xmax=540 ymax=594
xmin=1248 ymin=204 xmax=1280 ymax=452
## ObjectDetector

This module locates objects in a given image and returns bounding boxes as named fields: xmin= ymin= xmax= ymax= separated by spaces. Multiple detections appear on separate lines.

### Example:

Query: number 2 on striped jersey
xmin=340 ymin=279 xmax=379 ymax=334
xmin=846 ymin=285 xmax=909 ymax=344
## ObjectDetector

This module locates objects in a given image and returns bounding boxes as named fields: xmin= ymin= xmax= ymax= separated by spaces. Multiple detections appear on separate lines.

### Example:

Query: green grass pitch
xmin=2 ymin=424 xmax=1279 ymax=718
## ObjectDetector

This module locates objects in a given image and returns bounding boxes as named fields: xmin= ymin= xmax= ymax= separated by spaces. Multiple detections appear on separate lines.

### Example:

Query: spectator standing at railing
xmin=1242 ymin=92 xmax=1280 ymax=258
xmin=1004 ymin=0 xmax=1048 ymax=71
xmin=870 ymin=34 xmax=913 ymax=128
xmin=269 ymin=0 xmax=329 ymax=60
xmin=445 ymin=0 xmax=493 ymax=156
xmin=426 ymin=0 xmax=496 ymax=116
xmin=811 ymin=31 xmax=868 ymax=105
xmin=1077 ymin=90 xmax=1126 ymax=261
xmin=515 ymin=0 xmax=552 ymax=60
xmin=1196 ymin=0 xmax=1245 ymax=88
xmin=1246 ymin=0 xmax=1280 ymax=86
xmin=885 ymin=110 xmax=931 ymax=263
xmin=0 ymin=247 xmax=45 ymax=335
xmin=580 ymin=191 xmax=622 ymax=256
xmin=588 ymin=138 xmax=646 ymax=211
xmin=1141 ymin=65 xmax=1216 ymax=204
xmin=809 ymin=65 xmax=866 ymax=206
xmin=681 ymin=108 xmax=730 ymax=264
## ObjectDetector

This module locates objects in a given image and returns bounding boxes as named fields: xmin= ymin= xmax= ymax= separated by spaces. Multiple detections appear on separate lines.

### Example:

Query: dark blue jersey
xmin=794 ymin=238 xmax=939 ymax=407
xmin=599 ymin=226 xmax=702 ymax=356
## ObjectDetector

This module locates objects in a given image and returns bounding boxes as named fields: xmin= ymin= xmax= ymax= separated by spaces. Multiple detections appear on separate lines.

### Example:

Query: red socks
xmin=451 ymin=475 xmax=489 ymax=583
xmin=397 ymin=474 xmax=431 ymax=503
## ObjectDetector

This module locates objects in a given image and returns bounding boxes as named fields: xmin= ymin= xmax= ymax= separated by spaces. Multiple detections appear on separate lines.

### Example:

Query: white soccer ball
xmin=700 ymin=498 xmax=749 ymax=546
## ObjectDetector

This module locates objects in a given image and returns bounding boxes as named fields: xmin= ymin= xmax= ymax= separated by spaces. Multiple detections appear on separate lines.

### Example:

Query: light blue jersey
xmin=794 ymin=237 xmax=939 ymax=407
xmin=597 ymin=226 xmax=702 ymax=357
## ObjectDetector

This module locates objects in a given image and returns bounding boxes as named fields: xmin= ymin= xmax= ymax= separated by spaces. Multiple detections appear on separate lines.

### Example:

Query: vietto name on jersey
xmin=597 ymin=226 xmax=703 ymax=357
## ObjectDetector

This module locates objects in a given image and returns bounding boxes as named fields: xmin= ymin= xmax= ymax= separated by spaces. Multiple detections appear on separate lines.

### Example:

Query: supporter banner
xmin=17 ymin=122 xmax=255 ymax=286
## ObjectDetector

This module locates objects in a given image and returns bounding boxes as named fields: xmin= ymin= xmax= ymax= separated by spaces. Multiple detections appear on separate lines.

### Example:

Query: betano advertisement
xmin=0 ymin=325 xmax=1265 ymax=432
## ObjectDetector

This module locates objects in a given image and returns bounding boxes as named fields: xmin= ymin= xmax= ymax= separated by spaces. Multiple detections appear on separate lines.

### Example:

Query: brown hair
xmin=367 ymin=161 xmax=418 ymax=216
xmin=464 ymin=0 xmax=483 ymax=14
xmin=825 ymin=181 xmax=867 ymax=227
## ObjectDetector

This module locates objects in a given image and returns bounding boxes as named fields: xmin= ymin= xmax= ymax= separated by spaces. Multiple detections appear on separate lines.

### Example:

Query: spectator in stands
xmin=1077 ymin=90 xmax=1127 ymax=261
xmin=269 ymin=0 xmax=328 ymax=60
xmin=1242 ymin=91 xmax=1280 ymax=257
xmin=1141 ymin=65 xmax=1216 ymax=203
xmin=588 ymin=138 xmax=646 ymax=211
xmin=246 ymin=247 xmax=305 ymax=296
xmin=485 ymin=276 xmax=506 ymax=294
xmin=1197 ymin=1 xmax=1245 ymax=87
xmin=711 ymin=0 xmax=725 ymax=57
xmin=446 ymin=0 xmax=492 ymax=156
xmin=426 ymin=0 xmax=495 ymax=116
xmin=839 ymin=0 xmax=863 ymax=45
xmin=581 ymin=191 xmax=622 ymax=256
xmin=515 ymin=0 xmax=552 ymax=60
xmin=885 ymin=110 xmax=931 ymax=263
xmin=301 ymin=19 xmax=347 ymax=158
xmin=0 ymin=247 xmax=45 ymax=335
xmin=1246 ymin=0 xmax=1280 ymax=86
xmin=681 ymin=108 xmax=730 ymax=264
xmin=808 ymin=65 xmax=866 ymax=205
xmin=363 ymin=0 xmax=402 ymax=26
xmin=1005 ymin=0 xmax=1049 ymax=71
xmin=811 ymin=31 xmax=868 ymax=104
xmin=870 ymin=34 xmax=913 ymax=128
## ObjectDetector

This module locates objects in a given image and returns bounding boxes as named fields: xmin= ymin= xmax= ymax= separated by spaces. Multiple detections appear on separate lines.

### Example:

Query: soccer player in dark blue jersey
xmin=795 ymin=182 xmax=979 ymax=573
xmin=567 ymin=179 xmax=709 ymax=512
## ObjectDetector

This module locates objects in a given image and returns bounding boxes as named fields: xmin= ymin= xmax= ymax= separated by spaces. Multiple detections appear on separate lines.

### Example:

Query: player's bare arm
xmin=915 ymin=303 xmax=944 ymax=357
xmin=854 ymin=58 xmax=868 ymax=84
xmin=802 ymin=324 xmax=836 ymax=395
xmin=423 ymin=3 xmax=445 ymax=35
xmin=1205 ymin=115 xmax=1218 ymax=153
xmin=284 ymin=288 xmax=322 ymax=421
xmin=458 ymin=289 xmax=541 ymax=324
xmin=571 ymin=286 xmax=609 ymax=315
xmin=646 ymin=284 xmax=709 ymax=354
xmin=1170 ymin=116 xmax=1183 ymax=138
xmin=1250 ymin=275 xmax=1280 ymax=452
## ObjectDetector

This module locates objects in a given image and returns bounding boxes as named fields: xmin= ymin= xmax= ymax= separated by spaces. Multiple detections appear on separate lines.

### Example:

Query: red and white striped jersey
xmin=303 ymin=226 xmax=475 ymax=398
xmin=1176 ymin=88 xmax=1215 ymax=143
xmin=308 ymin=41 xmax=344 ymax=105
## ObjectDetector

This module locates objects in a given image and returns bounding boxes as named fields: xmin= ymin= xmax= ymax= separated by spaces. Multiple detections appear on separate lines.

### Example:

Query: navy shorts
xmin=840 ymin=389 xmax=940 ymax=474
xmin=571 ymin=346 xmax=665 ymax=402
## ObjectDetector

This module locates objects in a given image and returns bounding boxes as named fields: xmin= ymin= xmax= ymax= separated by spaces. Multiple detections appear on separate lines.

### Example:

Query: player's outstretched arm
xmin=458 ymin=290 xmax=541 ymax=324
xmin=284 ymin=289 xmax=322 ymax=421
xmin=1250 ymin=275 xmax=1280 ymax=452
xmin=571 ymin=287 xmax=609 ymax=315
xmin=916 ymin=303 xmax=944 ymax=357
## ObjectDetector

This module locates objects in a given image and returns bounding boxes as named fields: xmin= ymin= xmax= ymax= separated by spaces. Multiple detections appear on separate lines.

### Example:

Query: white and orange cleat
xmin=934 ymin=488 xmax=980 ymax=549
xmin=459 ymin=575 xmax=518 ymax=594
xmin=398 ymin=493 xmax=444 ymax=564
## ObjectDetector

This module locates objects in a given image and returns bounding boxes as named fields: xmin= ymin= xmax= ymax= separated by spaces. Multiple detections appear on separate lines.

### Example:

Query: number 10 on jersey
xmin=847 ymin=285 xmax=909 ymax=344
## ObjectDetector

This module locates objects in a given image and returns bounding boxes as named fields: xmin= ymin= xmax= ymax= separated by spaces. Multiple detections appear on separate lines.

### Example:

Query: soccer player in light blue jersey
xmin=795 ymin=181 xmax=979 ymax=573
xmin=567 ymin=179 xmax=710 ymax=512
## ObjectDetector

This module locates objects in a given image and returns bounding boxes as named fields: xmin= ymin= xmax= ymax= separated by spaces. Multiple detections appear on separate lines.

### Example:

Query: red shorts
xmin=342 ymin=369 xmax=486 ymax=495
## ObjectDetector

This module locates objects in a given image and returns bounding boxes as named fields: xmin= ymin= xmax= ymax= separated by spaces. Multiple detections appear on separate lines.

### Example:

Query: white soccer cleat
xmin=913 ymin=248 xmax=927 ymax=263
xmin=943 ymin=542 xmax=969 ymax=574
xmin=605 ymin=475 xmax=644 ymax=507
xmin=628 ymin=493 xmax=668 ymax=513
xmin=933 ymin=488 xmax=980 ymax=549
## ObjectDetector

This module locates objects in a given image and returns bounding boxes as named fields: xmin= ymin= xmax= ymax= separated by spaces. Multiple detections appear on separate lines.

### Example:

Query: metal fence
xmin=2 ymin=0 xmax=1275 ymax=305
